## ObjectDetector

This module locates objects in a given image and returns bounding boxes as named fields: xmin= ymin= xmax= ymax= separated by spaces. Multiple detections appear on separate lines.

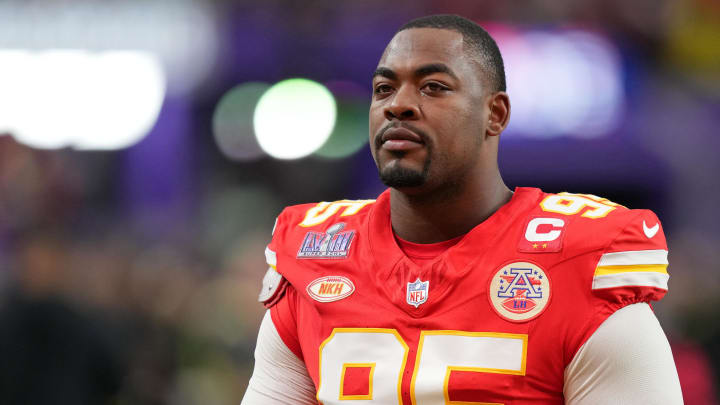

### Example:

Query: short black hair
xmin=398 ymin=14 xmax=506 ymax=92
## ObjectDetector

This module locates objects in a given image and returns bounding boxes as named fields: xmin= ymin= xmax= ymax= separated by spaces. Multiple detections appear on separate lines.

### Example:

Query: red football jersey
xmin=260 ymin=187 xmax=669 ymax=404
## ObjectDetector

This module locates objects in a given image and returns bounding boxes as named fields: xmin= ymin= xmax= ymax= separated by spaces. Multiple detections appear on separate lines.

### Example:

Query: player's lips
xmin=381 ymin=127 xmax=425 ymax=151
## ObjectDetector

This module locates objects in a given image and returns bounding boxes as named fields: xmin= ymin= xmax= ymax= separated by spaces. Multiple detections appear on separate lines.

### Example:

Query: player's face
xmin=369 ymin=28 xmax=488 ymax=192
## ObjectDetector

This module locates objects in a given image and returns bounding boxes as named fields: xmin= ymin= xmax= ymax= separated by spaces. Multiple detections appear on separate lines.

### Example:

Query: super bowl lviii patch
xmin=488 ymin=261 xmax=551 ymax=322
xmin=297 ymin=222 xmax=355 ymax=259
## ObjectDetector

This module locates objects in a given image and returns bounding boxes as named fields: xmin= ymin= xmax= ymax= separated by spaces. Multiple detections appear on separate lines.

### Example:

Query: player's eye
xmin=422 ymin=82 xmax=449 ymax=93
xmin=374 ymin=84 xmax=393 ymax=95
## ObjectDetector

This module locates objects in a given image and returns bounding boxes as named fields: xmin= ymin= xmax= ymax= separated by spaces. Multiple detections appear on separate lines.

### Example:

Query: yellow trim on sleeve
xmin=594 ymin=264 xmax=668 ymax=276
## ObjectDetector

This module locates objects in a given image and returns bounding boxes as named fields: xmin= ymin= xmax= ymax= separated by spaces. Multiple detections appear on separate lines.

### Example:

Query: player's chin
xmin=378 ymin=161 xmax=427 ymax=189
xmin=378 ymin=147 xmax=426 ymax=165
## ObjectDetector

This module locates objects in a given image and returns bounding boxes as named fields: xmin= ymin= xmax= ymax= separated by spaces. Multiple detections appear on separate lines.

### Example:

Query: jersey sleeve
xmin=591 ymin=209 xmax=669 ymax=307
xmin=564 ymin=208 xmax=672 ymax=368
xmin=270 ymin=287 xmax=304 ymax=360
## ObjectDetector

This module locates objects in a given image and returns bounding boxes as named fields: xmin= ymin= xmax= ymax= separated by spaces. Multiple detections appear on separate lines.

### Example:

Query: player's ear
xmin=486 ymin=91 xmax=510 ymax=137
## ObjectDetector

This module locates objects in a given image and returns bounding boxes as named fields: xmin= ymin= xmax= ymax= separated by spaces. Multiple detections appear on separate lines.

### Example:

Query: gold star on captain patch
xmin=542 ymin=243 xmax=548 ymax=248
xmin=532 ymin=243 xmax=538 ymax=249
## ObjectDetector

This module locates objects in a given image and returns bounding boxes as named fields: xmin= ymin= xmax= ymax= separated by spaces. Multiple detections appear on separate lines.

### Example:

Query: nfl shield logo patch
xmin=406 ymin=278 xmax=429 ymax=308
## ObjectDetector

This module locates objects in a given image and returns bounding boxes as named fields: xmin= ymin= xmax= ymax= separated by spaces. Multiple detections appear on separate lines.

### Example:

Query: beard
xmin=378 ymin=154 xmax=431 ymax=188
xmin=373 ymin=122 xmax=433 ymax=189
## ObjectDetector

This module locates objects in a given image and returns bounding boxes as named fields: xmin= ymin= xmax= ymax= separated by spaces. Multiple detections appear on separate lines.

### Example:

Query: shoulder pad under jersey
xmin=258 ymin=246 xmax=288 ymax=308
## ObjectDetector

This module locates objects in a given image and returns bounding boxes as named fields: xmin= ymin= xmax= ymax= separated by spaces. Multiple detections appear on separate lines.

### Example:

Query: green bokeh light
xmin=254 ymin=78 xmax=336 ymax=160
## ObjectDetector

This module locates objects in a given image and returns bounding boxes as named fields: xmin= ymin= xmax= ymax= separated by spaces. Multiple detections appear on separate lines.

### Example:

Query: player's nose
xmin=384 ymin=85 xmax=420 ymax=121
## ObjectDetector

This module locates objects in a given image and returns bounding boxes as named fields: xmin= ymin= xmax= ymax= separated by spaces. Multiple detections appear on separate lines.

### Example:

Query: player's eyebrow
xmin=372 ymin=64 xmax=459 ymax=82
xmin=372 ymin=67 xmax=397 ymax=81
xmin=414 ymin=63 xmax=458 ymax=80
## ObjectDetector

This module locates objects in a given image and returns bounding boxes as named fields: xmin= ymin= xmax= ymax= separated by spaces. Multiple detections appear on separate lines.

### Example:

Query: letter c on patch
xmin=525 ymin=218 xmax=565 ymax=242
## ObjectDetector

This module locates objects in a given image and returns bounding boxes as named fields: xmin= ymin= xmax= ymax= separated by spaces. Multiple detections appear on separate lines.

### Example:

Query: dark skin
xmin=370 ymin=28 xmax=512 ymax=243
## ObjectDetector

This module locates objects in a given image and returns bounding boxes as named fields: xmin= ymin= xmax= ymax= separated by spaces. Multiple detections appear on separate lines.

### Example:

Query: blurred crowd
xmin=0 ymin=136 xmax=273 ymax=404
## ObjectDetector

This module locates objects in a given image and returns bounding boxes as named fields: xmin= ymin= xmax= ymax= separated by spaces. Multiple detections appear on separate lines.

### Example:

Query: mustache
xmin=373 ymin=122 xmax=430 ymax=150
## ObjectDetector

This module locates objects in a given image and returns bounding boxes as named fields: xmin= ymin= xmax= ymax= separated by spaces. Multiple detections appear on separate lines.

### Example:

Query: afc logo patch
xmin=488 ymin=261 xmax=551 ymax=322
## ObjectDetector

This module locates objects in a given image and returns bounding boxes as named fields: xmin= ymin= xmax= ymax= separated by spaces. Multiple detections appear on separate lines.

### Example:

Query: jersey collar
xmin=365 ymin=187 xmax=542 ymax=315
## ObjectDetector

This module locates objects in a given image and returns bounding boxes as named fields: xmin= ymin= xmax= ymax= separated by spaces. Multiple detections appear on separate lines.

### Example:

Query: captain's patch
xmin=518 ymin=216 xmax=566 ymax=253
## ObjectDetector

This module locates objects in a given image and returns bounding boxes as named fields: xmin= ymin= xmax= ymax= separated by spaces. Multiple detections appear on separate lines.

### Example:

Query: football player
xmin=242 ymin=14 xmax=683 ymax=404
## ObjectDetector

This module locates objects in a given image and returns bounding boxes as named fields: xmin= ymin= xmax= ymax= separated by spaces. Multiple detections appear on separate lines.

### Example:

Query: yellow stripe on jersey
xmin=592 ymin=250 xmax=670 ymax=290
xmin=594 ymin=264 xmax=668 ymax=276
xmin=592 ymin=272 xmax=669 ymax=290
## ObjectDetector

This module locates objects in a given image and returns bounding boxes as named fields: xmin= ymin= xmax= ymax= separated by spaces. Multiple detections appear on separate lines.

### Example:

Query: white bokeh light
xmin=491 ymin=27 xmax=624 ymax=139
xmin=0 ymin=49 xmax=166 ymax=150
xmin=0 ymin=0 xmax=218 ymax=96
xmin=254 ymin=78 xmax=336 ymax=160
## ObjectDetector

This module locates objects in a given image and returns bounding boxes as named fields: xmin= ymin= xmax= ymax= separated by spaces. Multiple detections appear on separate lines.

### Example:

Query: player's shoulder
xmin=529 ymin=190 xmax=667 ymax=253
xmin=270 ymin=197 xmax=378 ymax=262
xmin=259 ymin=198 xmax=378 ymax=308
xmin=526 ymin=189 xmax=669 ymax=303
xmin=536 ymin=190 xmax=634 ymax=226
xmin=275 ymin=198 xmax=378 ymax=231
xmin=270 ymin=198 xmax=377 ymax=257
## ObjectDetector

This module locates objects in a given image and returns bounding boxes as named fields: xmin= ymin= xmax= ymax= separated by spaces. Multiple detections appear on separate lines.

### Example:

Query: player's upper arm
xmin=241 ymin=311 xmax=317 ymax=405
xmin=564 ymin=303 xmax=683 ymax=404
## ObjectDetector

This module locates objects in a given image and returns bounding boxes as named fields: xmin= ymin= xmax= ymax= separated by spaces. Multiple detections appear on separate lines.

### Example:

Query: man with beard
xmin=242 ymin=14 xmax=682 ymax=404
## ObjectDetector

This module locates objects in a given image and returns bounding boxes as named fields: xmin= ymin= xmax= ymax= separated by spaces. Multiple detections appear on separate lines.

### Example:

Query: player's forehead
xmin=378 ymin=28 xmax=469 ymax=76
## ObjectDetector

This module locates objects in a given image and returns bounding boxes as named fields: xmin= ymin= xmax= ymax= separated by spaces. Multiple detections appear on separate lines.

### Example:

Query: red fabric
xmin=266 ymin=188 xmax=670 ymax=404
xmin=394 ymin=233 xmax=463 ymax=266
xmin=269 ymin=287 xmax=303 ymax=360
xmin=341 ymin=365 xmax=372 ymax=397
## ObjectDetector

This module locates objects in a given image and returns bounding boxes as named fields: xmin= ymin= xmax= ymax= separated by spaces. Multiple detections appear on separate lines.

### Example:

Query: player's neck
xmin=389 ymin=174 xmax=512 ymax=244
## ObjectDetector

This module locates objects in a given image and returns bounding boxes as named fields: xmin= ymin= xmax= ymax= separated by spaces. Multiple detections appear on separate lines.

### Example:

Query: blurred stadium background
xmin=0 ymin=0 xmax=718 ymax=403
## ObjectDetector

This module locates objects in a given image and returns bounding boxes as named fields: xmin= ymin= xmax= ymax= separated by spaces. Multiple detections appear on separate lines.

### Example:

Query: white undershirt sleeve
xmin=241 ymin=311 xmax=317 ymax=405
xmin=564 ymin=302 xmax=683 ymax=404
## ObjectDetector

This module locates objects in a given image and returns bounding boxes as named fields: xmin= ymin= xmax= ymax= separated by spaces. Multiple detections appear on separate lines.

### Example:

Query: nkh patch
xmin=407 ymin=278 xmax=429 ymax=308
xmin=488 ymin=261 xmax=551 ymax=322
xmin=297 ymin=222 xmax=355 ymax=259
xmin=306 ymin=276 xmax=355 ymax=302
